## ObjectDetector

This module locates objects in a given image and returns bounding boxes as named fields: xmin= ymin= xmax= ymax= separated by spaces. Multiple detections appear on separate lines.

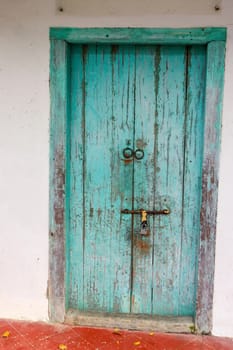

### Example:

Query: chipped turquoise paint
xmin=150 ymin=46 xmax=187 ymax=316
xmin=50 ymin=27 xmax=226 ymax=44
xmin=49 ymin=40 xmax=69 ymax=320
xmin=68 ymin=45 xmax=135 ymax=312
xmin=67 ymin=45 xmax=84 ymax=310
xmin=179 ymin=46 xmax=206 ymax=315
xmin=49 ymin=28 xmax=226 ymax=333
xmin=66 ymin=43 xmax=207 ymax=316
xmin=132 ymin=45 xmax=158 ymax=314
xmin=196 ymin=41 xmax=226 ymax=333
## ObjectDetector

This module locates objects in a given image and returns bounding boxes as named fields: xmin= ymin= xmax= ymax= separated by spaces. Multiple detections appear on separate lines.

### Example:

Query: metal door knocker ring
xmin=123 ymin=147 xmax=134 ymax=159
xmin=134 ymin=149 xmax=144 ymax=160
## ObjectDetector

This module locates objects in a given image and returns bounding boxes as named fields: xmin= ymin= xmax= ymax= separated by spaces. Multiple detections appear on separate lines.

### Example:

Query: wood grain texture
xmin=83 ymin=45 xmax=114 ymax=312
xmin=49 ymin=39 xmax=69 ymax=322
xmin=132 ymin=46 xmax=156 ymax=314
xmin=179 ymin=46 xmax=206 ymax=316
xmin=110 ymin=45 xmax=135 ymax=312
xmin=50 ymin=27 xmax=226 ymax=44
xmin=196 ymin=41 xmax=226 ymax=334
xmin=68 ymin=45 xmax=136 ymax=313
xmin=67 ymin=44 xmax=206 ymax=317
xmin=152 ymin=46 xmax=186 ymax=316
xmin=66 ymin=309 xmax=194 ymax=333
xmin=49 ymin=29 xmax=226 ymax=332
xmin=67 ymin=45 xmax=85 ymax=310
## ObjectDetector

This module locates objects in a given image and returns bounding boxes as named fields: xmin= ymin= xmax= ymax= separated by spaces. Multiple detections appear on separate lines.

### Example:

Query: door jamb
xmin=49 ymin=27 xmax=226 ymax=334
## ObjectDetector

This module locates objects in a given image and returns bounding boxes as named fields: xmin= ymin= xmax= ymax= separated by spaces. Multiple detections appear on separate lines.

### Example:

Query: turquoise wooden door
xmin=67 ymin=44 xmax=206 ymax=316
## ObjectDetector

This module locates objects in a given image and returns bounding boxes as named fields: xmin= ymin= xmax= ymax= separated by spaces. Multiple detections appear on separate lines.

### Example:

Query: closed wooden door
xmin=67 ymin=44 xmax=206 ymax=316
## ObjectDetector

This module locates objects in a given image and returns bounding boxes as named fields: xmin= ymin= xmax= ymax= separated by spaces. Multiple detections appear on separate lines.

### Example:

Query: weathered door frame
xmin=49 ymin=27 xmax=226 ymax=334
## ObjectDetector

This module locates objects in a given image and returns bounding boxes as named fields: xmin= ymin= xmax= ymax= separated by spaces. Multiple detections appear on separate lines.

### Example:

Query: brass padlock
xmin=140 ymin=210 xmax=150 ymax=236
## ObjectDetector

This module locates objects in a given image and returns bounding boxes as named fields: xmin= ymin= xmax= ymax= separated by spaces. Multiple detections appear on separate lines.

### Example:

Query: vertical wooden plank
xmin=82 ymin=45 xmax=135 ymax=312
xmin=67 ymin=45 xmax=85 ymax=310
xmin=81 ymin=44 xmax=109 ymax=311
xmin=179 ymin=46 xmax=206 ymax=315
xmin=131 ymin=46 xmax=156 ymax=314
xmin=196 ymin=41 xmax=226 ymax=333
xmin=83 ymin=44 xmax=113 ymax=312
xmin=49 ymin=39 xmax=69 ymax=322
xmin=152 ymin=46 xmax=186 ymax=316
xmin=111 ymin=45 xmax=135 ymax=312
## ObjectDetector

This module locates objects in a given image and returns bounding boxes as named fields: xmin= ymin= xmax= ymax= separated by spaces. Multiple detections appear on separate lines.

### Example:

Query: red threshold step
xmin=0 ymin=319 xmax=233 ymax=350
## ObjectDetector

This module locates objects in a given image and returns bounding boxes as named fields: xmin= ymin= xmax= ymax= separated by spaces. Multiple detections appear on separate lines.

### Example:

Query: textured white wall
xmin=0 ymin=0 xmax=233 ymax=336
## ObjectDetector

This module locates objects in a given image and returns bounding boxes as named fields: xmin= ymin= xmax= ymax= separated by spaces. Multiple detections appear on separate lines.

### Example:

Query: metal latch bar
xmin=121 ymin=209 xmax=170 ymax=215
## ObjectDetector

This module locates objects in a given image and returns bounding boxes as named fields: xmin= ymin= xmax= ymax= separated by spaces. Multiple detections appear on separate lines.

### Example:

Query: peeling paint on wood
xmin=65 ymin=309 xmax=194 ymax=333
xmin=67 ymin=44 xmax=206 ymax=317
xmin=196 ymin=41 xmax=226 ymax=334
xmin=50 ymin=27 xmax=226 ymax=44
xmin=49 ymin=28 xmax=226 ymax=333
xmin=49 ymin=39 xmax=69 ymax=322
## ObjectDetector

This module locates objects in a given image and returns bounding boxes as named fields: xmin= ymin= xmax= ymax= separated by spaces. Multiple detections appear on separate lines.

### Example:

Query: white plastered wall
xmin=0 ymin=0 xmax=233 ymax=337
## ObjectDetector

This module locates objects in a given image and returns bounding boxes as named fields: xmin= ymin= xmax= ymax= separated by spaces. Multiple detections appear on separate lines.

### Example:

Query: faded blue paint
xmin=66 ymin=44 xmax=206 ymax=316
xmin=151 ymin=45 xmax=187 ymax=316
xmin=50 ymin=27 xmax=226 ymax=44
xmin=196 ymin=41 xmax=226 ymax=333
xmin=179 ymin=46 xmax=206 ymax=315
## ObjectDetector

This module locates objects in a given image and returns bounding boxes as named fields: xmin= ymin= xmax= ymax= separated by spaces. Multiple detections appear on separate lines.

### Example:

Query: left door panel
xmin=67 ymin=45 xmax=135 ymax=313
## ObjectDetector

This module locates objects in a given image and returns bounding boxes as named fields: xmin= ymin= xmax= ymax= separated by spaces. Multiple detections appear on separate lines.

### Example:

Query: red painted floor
xmin=0 ymin=319 xmax=233 ymax=350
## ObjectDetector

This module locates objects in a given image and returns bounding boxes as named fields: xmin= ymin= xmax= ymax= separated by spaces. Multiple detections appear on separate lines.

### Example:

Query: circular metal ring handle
xmin=134 ymin=149 xmax=144 ymax=160
xmin=123 ymin=147 xmax=134 ymax=159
